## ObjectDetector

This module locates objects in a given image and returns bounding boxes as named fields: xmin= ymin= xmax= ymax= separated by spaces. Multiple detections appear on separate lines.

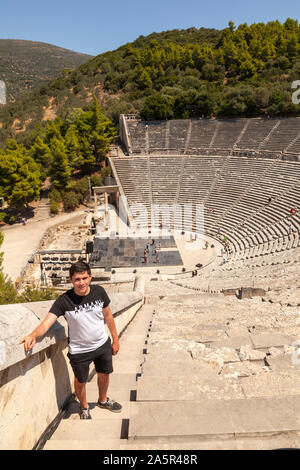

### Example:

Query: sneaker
xmin=98 ymin=397 xmax=122 ymax=413
xmin=79 ymin=406 xmax=92 ymax=419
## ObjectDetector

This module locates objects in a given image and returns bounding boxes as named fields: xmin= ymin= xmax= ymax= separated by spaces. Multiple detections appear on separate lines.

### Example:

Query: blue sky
xmin=0 ymin=0 xmax=299 ymax=56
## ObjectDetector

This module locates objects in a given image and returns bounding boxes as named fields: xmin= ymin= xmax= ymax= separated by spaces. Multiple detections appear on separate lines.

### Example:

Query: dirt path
xmin=1 ymin=210 xmax=85 ymax=281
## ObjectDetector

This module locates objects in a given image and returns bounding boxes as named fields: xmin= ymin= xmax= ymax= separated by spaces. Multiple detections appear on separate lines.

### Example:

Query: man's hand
xmin=19 ymin=333 xmax=36 ymax=351
xmin=112 ymin=340 xmax=120 ymax=356
xmin=18 ymin=312 xmax=58 ymax=352
xmin=103 ymin=306 xmax=120 ymax=356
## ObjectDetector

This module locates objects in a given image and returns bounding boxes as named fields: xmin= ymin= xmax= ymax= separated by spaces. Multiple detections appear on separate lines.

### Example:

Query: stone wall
xmin=0 ymin=287 xmax=144 ymax=450
xmin=119 ymin=114 xmax=131 ymax=154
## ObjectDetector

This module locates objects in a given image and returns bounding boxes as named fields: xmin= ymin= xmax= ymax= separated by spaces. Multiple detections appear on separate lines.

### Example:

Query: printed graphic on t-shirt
xmin=73 ymin=300 xmax=105 ymax=315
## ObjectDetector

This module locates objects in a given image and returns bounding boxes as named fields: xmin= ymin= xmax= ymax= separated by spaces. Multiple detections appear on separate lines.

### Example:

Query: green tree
xmin=78 ymin=136 xmax=96 ymax=169
xmin=30 ymin=136 xmax=52 ymax=168
xmin=0 ymin=141 xmax=41 ymax=209
xmin=136 ymin=68 xmax=153 ymax=90
xmin=49 ymin=138 xmax=71 ymax=189
xmin=140 ymin=94 xmax=174 ymax=120
xmin=44 ymin=118 xmax=63 ymax=144
xmin=62 ymin=190 xmax=80 ymax=211
xmin=0 ymin=232 xmax=18 ymax=304
xmin=19 ymin=287 xmax=58 ymax=302
xmin=65 ymin=124 xmax=84 ymax=170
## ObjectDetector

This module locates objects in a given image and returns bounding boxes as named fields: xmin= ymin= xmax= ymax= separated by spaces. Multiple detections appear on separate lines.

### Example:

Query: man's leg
xmin=74 ymin=377 xmax=88 ymax=409
xmin=94 ymin=339 xmax=122 ymax=412
xmin=97 ymin=372 xmax=122 ymax=412
xmin=97 ymin=372 xmax=109 ymax=403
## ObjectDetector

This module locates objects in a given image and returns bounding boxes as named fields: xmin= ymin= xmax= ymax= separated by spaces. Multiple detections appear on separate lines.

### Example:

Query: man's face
xmin=70 ymin=271 xmax=92 ymax=296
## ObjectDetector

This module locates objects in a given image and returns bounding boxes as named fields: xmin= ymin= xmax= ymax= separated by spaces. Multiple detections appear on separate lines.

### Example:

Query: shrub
xmin=19 ymin=287 xmax=59 ymax=303
xmin=49 ymin=188 xmax=61 ymax=203
xmin=50 ymin=200 xmax=59 ymax=214
xmin=62 ymin=191 xmax=80 ymax=211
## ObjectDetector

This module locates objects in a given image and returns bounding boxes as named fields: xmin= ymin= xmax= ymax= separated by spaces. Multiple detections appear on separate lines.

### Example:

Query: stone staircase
xmin=44 ymin=304 xmax=154 ymax=450
xmin=44 ymin=292 xmax=300 ymax=450
xmin=34 ymin=190 xmax=50 ymax=221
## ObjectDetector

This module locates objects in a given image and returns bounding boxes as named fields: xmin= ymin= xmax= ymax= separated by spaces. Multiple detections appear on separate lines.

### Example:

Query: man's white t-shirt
xmin=50 ymin=285 xmax=110 ymax=354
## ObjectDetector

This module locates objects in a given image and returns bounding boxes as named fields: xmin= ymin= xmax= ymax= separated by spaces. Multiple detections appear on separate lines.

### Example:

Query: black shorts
xmin=67 ymin=337 xmax=113 ymax=383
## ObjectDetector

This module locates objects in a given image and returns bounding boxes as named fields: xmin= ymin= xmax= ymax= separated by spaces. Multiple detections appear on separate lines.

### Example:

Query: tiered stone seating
xmin=210 ymin=118 xmax=247 ymax=152
xmin=149 ymin=156 xmax=179 ymax=205
xmin=116 ymin=115 xmax=300 ymax=261
xmin=286 ymin=132 xmax=300 ymax=154
xmin=172 ymin=245 xmax=300 ymax=293
xmin=260 ymin=118 xmax=300 ymax=153
xmin=148 ymin=121 xmax=168 ymax=153
xmin=178 ymin=155 xmax=225 ymax=204
xmin=124 ymin=116 xmax=300 ymax=160
xmin=110 ymin=152 xmax=300 ymax=260
xmin=168 ymin=119 xmax=190 ymax=152
xmin=112 ymin=156 xmax=152 ymax=227
xmin=126 ymin=120 xmax=147 ymax=153
xmin=236 ymin=118 xmax=277 ymax=151
xmin=188 ymin=119 xmax=217 ymax=151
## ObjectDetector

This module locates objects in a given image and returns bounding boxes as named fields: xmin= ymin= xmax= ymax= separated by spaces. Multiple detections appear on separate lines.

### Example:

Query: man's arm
xmin=102 ymin=306 xmax=119 ymax=355
xmin=19 ymin=312 xmax=58 ymax=351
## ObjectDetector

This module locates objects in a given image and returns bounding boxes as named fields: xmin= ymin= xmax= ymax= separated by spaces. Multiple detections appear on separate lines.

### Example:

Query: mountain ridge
xmin=0 ymin=20 xmax=299 ymax=145
xmin=0 ymin=39 xmax=92 ymax=102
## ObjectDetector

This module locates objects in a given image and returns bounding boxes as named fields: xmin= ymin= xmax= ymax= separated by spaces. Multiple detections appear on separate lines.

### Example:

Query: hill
xmin=0 ymin=39 xmax=92 ymax=102
xmin=0 ymin=20 xmax=300 ymax=145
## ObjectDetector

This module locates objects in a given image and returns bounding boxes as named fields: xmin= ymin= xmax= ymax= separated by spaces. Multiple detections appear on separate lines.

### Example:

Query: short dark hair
xmin=69 ymin=260 xmax=91 ymax=278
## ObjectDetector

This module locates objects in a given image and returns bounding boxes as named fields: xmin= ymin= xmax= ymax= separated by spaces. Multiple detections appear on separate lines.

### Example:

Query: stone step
xmin=120 ymin=334 xmax=148 ymax=344
xmin=120 ymin=312 xmax=154 ymax=337
xmin=49 ymin=418 xmax=126 ymax=441
xmin=114 ymin=348 xmax=145 ymax=363
xmin=44 ymin=438 xmax=124 ymax=450
xmin=141 ymin=358 xmax=219 ymax=377
xmin=85 ymin=374 xmax=138 ymax=402
xmin=121 ymin=434 xmax=300 ymax=450
xmin=87 ymin=372 xmax=138 ymax=391
xmin=44 ymin=432 xmax=300 ymax=450
xmin=112 ymin=360 xmax=144 ymax=374
xmin=136 ymin=375 xmax=244 ymax=401
xmin=64 ymin=400 xmax=131 ymax=420
xmin=129 ymin=396 xmax=300 ymax=440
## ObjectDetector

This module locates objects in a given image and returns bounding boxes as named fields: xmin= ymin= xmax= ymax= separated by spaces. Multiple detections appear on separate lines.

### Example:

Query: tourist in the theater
xmin=19 ymin=261 xmax=122 ymax=419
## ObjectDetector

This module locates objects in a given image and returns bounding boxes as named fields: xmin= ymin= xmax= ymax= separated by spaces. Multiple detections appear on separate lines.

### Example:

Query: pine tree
xmin=65 ymin=124 xmax=84 ymax=170
xmin=0 ymin=231 xmax=18 ymax=305
xmin=49 ymin=138 xmax=71 ymax=189
xmin=0 ymin=140 xmax=41 ymax=208
xmin=30 ymin=136 xmax=52 ymax=168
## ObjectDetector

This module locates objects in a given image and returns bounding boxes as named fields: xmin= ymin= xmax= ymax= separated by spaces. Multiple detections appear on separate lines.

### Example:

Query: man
xmin=19 ymin=260 xmax=122 ymax=419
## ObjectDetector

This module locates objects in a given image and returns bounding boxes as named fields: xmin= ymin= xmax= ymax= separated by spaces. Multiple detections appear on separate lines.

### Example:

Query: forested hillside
xmin=0 ymin=40 xmax=92 ymax=103
xmin=0 ymin=19 xmax=299 ymax=146
xmin=0 ymin=97 xmax=116 ymax=223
